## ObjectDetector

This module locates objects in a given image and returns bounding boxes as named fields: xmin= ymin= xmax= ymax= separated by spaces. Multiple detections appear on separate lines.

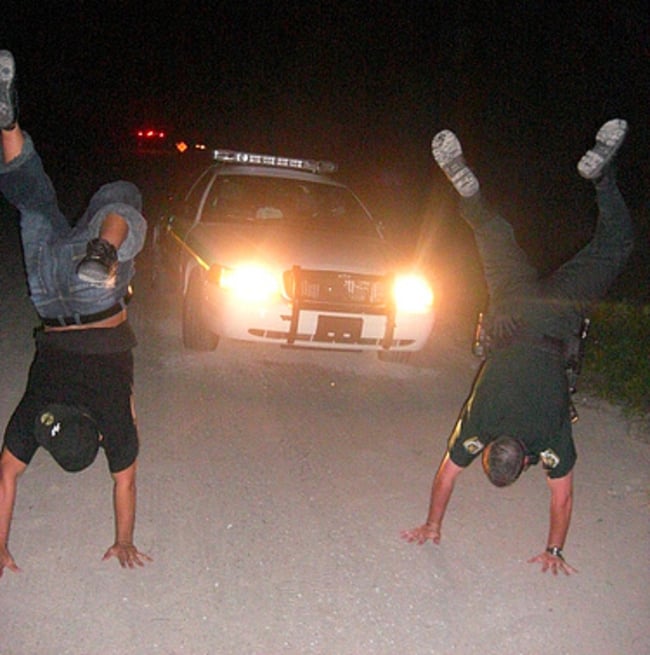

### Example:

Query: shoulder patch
xmin=463 ymin=436 xmax=485 ymax=455
xmin=540 ymin=448 xmax=560 ymax=469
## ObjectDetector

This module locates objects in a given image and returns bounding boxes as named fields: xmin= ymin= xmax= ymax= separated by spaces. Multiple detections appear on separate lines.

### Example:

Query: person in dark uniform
xmin=402 ymin=119 xmax=633 ymax=575
xmin=0 ymin=50 xmax=151 ymax=578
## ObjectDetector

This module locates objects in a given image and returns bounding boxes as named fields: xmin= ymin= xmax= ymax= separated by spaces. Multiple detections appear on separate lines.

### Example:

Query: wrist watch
xmin=546 ymin=546 xmax=564 ymax=560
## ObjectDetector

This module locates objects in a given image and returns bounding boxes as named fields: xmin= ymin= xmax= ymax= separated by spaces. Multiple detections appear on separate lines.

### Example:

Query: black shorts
xmin=3 ymin=342 xmax=138 ymax=473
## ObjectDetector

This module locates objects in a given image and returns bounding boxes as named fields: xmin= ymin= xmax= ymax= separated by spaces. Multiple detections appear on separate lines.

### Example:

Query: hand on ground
xmin=528 ymin=550 xmax=577 ymax=575
xmin=0 ymin=545 xmax=21 ymax=578
xmin=400 ymin=523 xmax=441 ymax=545
xmin=103 ymin=542 xmax=152 ymax=569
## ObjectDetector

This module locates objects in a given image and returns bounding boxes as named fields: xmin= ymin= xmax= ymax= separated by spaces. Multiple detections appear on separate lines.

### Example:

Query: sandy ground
xmin=0 ymin=215 xmax=648 ymax=655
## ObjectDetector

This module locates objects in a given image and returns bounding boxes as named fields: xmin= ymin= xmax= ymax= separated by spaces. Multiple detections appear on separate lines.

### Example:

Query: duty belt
xmin=39 ymin=289 xmax=132 ymax=327
xmin=491 ymin=332 xmax=565 ymax=355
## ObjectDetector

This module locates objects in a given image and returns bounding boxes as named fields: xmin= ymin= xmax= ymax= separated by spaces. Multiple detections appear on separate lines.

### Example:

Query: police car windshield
xmin=201 ymin=176 xmax=378 ymax=238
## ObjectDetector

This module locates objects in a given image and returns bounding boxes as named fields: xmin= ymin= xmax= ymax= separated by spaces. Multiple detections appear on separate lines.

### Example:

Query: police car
xmin=156 ymin=149 xmax=435 ymax=360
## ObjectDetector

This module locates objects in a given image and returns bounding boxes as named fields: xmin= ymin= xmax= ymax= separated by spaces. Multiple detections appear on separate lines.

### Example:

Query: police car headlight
xmin=393 ymin=274 xmax=434 ymax=314
xmin=217 ymin=264 xmax=280 ymax=302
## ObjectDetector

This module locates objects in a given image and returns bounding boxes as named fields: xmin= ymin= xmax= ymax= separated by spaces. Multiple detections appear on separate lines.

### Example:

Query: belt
xmin=40 ymin=289 xmax=132 ymax=327
xmin=492 ymin=332 xmax=565 ymax=355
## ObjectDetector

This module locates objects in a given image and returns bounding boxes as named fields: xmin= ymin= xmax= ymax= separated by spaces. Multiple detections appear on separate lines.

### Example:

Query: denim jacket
xmin=0 ymin=133 xmax=147 ymax=322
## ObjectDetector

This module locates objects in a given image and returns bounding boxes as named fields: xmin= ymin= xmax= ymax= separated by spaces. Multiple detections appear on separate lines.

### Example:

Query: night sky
xmin=3 ymin=1 xmax=649 ymax=293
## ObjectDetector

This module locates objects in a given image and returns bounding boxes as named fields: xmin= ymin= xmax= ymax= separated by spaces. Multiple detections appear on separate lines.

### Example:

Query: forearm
xmin=547 ymin=497 xmax=572 ymax=548
xmin=546 ymin=472 xmax=574 ymax=549
xmin=0 ymin=450 xmax=25 ymax=549
xmin=425 ymin=455 xmax=462 ymax=528
xmin=112 ymin=464 xmax=137 ymax=545
xmin=426 ymin=478 xmax=451 ymax=528
xmin=1 ymin=123 xmax=25 ymax=163
xmin=103 ymin=462 xmax=150 ymax=568
xmin=100 ymin=213 xmax=129 ymax=250
xmin=0 ymin=478 xmax=17 ymax=549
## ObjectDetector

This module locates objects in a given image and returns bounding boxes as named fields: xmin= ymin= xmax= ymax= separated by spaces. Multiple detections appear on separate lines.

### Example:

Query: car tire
xmin=182 ymin=270 xmax=219 ymax=351
xmin=377 ymin=350 xmax=413 ymax=365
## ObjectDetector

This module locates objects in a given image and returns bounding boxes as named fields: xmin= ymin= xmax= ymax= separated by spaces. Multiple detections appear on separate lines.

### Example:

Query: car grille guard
xmin=282 ymin=266 xmax=398 ymax=348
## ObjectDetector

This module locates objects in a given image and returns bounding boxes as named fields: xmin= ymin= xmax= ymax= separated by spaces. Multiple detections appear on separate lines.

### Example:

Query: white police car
xmin=157 ymin=149 xmax=435 ymax=360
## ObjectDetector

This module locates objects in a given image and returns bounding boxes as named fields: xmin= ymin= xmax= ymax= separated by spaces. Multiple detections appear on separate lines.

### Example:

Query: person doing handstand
xmin=402 ymin=118 xmax=633 ymax=575
xmin=0 ymin=50 xmax=151 ymax=578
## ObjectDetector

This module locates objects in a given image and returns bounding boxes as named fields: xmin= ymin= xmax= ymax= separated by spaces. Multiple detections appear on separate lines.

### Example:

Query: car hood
xmin=186 ymin=223 xmax=402 ymax=274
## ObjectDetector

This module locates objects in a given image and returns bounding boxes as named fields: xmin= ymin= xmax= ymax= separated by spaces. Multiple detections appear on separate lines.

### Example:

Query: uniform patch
xmin=463 ymin=436 xmax=485 ymax=455
xmin=540 ymin=448 xmax=560 ymax=469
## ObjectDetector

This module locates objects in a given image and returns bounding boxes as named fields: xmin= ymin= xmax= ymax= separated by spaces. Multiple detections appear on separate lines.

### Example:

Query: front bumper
xmin=202 ymin=285 xmax=434 ymax=352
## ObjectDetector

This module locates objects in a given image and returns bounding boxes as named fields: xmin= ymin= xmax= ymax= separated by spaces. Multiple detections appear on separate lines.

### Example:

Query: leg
xmin=76 ymin=213 xmax=127 ymax=284
xmin=2 ymin=50 xmax=146 ymax=317
xmin=462 ymin=194 xmax=538 ymax=305
xmin=1 ymin=132 xmax=142 ymax=316
xmin=1 ymin=52 xmax=71 ymax=270
xmin=76 ymin=183 xmax=146 ymax=285
xmin=545 ymin=170 xmax=633 ymax=302
xmin=545 ymin=120 xmax=633 ymax=302
xmin=431 ymin=130 xmax=538 ymax=306
xmin=1 ymin=128 xmax=72 ymax=285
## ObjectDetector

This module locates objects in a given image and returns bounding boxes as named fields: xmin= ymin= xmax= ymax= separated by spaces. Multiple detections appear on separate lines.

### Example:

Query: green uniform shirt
xmin=448 ymin=339 xmax=576 ymax=479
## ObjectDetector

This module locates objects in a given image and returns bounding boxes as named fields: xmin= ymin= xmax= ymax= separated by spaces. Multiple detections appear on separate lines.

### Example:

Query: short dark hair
xmin=481 ymin=436 xmax=525 ymax=487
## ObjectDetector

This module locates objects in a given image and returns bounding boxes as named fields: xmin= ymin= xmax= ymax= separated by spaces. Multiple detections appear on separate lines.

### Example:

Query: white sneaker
xmin=577 ymin=119 xmax=628 ymax=180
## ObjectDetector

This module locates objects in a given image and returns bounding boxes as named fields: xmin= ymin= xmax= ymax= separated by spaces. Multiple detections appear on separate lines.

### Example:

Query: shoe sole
xmin=431 ymin=130 xmax=479 ymax=197
xmin=77 ymin=262 xmax=117 ymax=287
xmin=577 ymin=119 xmax=628 ymax=179
xmin=0 ymin=50 xmax=16 ymax=130
xmin=77 ymin=270 xmax=113 ymax=285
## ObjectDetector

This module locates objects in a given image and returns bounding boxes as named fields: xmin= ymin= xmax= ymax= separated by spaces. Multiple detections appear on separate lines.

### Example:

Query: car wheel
xmin=377 ymin=350 xmax=413 ymax=365
xmin=182 ymin=270 xmax=219 ymax=351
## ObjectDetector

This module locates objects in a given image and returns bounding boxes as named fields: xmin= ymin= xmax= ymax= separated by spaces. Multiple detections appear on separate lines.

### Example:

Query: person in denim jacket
xmin=0 ymin=50 xmax=151 ymax=578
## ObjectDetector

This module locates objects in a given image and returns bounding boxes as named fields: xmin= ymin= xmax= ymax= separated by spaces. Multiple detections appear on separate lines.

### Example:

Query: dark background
xmin=2 ymin=1 xmax=649 ymax=312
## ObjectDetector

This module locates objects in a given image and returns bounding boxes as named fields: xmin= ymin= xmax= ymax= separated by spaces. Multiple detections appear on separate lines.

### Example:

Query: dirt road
xmin=0 ymin=217 xmax=648 ymax=655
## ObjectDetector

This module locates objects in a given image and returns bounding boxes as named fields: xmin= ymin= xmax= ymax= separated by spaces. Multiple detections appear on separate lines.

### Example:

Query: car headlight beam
xmin=393 ymin=274 xmax=434 ymax=314
xmin=217 ymin=264 xmax=280 ymax=302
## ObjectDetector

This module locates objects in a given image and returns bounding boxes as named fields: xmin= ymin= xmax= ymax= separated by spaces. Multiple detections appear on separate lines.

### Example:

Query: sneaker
xmin=431 ymin=130 xmax=479 ymax=197
xmin=0 ymin=50 xmax=17 ymax=130
xmin=577 ymin=119 xmax=628 ymax=180
xmin=76 ymin=238 xmax=118 ymax=286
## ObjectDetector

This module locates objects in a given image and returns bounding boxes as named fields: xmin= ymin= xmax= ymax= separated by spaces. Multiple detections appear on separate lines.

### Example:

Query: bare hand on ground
xmin=400 ymin=524 xmax=441 ymax=545
xmin=0 ymin=545 xmax=21 ymax=578
xmin=102 ymin=543 xmax=152 ymax=569
xmin=528 ymin=551 xmax=577 ymax=575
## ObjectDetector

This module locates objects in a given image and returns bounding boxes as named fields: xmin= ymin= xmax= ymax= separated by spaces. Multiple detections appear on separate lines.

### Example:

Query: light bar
xmin=212 ymin=149 xmax=337 ymax=174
